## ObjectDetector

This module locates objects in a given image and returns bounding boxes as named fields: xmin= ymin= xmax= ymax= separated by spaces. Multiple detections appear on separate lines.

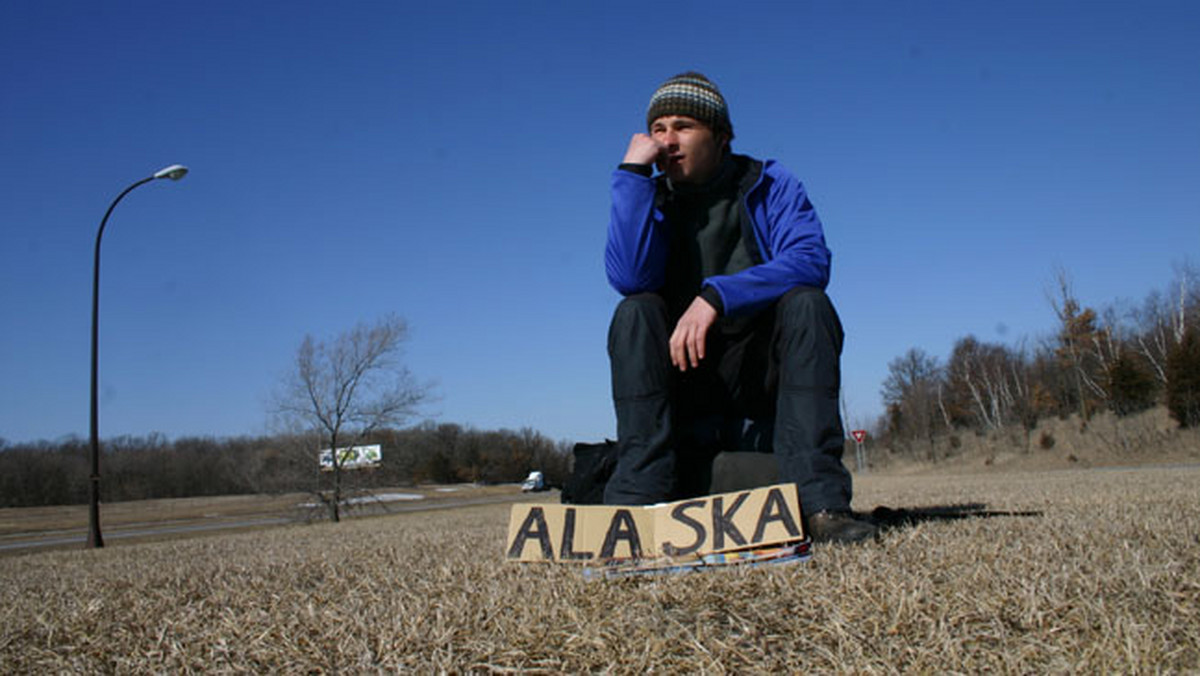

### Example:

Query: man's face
xmin=650 ymin=115 xmax=726 ymax=185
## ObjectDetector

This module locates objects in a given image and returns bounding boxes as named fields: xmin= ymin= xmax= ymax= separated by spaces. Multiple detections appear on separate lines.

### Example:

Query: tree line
xmin=2 ymin=315 xmax=576 ymax=512
xmin=879 ymin=268 xmax=1200 ymax=458
xmin=0 ymin=423 xmax=572 ymax=508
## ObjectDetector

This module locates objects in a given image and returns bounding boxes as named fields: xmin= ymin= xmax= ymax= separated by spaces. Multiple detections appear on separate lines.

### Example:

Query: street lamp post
xmin=88 ymin=164 xmax=189 ymax=548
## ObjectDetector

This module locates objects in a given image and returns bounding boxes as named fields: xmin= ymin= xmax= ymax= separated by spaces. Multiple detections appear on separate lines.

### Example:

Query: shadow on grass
xmin=865 ymin=503 xmax=1043 ymax=533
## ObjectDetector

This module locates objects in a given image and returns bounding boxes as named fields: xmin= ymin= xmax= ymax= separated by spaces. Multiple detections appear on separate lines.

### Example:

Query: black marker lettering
xmin=752 ymin=487 xmax=801 ymax=543
xmin=559 ymin=508 xmax=594 ymax=560
xmin=662 ymin=500 xmax=707 ymax=556
xmin=712 ymin=493 xmax=748 ymax=550
xmin=507 ymin=507 xmax=555 ymax=559
xmin=599 ymin=509 xmax=643 ymax=560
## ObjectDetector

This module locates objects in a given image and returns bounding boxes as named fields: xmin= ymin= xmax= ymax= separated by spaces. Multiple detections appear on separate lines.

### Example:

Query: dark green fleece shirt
xmin=660 ymin=158 xmax=757 ymax=319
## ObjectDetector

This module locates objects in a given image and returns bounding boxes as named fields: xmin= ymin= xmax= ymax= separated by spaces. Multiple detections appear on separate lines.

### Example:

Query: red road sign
xmin=851 ymin=430 xmax=867 ymax=443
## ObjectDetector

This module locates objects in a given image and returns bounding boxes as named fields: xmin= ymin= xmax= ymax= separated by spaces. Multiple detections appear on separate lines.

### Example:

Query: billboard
xmin=318 ymin=444 xmax=382 ymax=471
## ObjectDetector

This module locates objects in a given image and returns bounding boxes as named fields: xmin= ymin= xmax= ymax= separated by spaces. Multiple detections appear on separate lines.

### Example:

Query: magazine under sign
xmin=506 ymin=483 xmax=807 ymax=563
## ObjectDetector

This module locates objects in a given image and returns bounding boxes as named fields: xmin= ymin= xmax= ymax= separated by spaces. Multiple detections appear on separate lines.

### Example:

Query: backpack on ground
xmin=560 ymin=440 xmax=617 ymax=505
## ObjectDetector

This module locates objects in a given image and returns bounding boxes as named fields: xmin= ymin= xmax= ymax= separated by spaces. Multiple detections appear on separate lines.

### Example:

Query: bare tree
xmin=1047 ymin=269 xmax=1105 ymax=422
xmin=273 ymin=315 xmax=429 ymax=522
xmin=945 ymin=336 xmax=1024 ymax=433
xmin=1134 ymin=264 xmax=1199 ymax=386
xmin=881 ymin=348 xmax=943 ymax=459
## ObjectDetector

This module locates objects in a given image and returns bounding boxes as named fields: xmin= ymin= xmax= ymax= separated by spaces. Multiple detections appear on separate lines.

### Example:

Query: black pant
xmin=605 ymin=287 xmax=852 ymax=513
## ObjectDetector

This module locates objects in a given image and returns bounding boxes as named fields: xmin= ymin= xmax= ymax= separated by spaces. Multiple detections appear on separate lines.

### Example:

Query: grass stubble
xmin=1 ymin=467 xmax=1197 ymax=673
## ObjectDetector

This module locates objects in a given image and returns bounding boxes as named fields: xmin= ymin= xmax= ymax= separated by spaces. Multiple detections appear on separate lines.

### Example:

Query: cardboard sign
xmin=506 ymin=483 xmax=806 ymax=563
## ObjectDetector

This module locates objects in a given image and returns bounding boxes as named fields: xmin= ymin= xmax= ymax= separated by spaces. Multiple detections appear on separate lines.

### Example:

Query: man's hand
xmin=670 ymin=296 xmax=719 ymax=371
xmin=623 ymin=133 xmax=665 ymax=167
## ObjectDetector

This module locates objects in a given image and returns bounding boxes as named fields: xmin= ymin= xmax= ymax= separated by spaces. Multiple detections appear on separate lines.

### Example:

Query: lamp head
xmin=153 ymin=164 xmax=189 ymax=181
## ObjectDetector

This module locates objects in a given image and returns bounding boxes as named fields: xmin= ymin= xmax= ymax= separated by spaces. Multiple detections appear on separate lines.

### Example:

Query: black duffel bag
xmin=560 ymin=440 xmax=617 ymax=505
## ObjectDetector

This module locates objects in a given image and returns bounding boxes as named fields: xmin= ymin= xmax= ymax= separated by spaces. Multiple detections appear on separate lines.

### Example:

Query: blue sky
xmin=2 ymin=1 xmax=1197 ymax=445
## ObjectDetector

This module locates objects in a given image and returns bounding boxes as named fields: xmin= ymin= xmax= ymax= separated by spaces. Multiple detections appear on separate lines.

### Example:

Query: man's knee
xmin=609 ymin=293 xmax=670 ymax=349
xmin=776 ymin=287 xmax=843 ymax=345
xmin=612 ymin=293 xmax=668 ymax=328
xmin=777 ymin=287 xmax=835 ymax=323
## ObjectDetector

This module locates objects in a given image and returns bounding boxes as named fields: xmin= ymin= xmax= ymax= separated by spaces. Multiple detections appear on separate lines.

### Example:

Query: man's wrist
xmin=699 ymin=285 xmax=724 ymax=315
xmin=618 ymin=162 xmax=653 ymax=177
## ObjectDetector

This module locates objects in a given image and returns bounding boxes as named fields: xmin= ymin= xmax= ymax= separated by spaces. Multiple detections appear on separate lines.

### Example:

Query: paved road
xmin=0 ymin=490 xmax=548 ymax=554
xmin=0 ymin=517 xmax=295 ymax=552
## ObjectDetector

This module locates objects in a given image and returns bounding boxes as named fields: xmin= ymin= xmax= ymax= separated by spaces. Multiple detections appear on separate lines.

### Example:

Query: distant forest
xmin=0 ymin=423 xmax=571 ymax=508
xmin=876 ymin=268 xmax=1200 ymax=457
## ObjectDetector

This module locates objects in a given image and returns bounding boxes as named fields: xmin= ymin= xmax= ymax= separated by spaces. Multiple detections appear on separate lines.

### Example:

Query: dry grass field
xmin=2 ymin=464 xmax=1198 ymax=673
xmin=0 ymin=484 xmax=528 ymax=551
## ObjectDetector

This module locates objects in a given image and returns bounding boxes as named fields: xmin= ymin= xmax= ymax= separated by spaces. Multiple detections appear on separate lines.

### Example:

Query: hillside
xmin=867 ymin=406 xmax=1200 ymax=476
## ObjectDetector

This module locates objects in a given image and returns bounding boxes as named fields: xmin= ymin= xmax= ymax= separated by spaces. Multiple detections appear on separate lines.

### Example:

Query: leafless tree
xmin=946 ymin=337 xmax=1003 ymax=432
xmin=1134 ymin=264 xmax=1199 ymax=386
xmin=881 ymin=348 xmax=943 ymax=459
xmin=1047 ymin=269 xmax=1106 ymax=421
xmin=273 ymin=315 xmax=429 ymax=522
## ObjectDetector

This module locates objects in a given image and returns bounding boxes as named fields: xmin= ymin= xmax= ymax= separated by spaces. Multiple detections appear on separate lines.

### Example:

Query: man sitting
xmin=603 ymin=72 xmax=875 ymax=544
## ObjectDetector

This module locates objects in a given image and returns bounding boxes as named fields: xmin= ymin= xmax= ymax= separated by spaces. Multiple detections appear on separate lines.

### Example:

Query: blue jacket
xmin=605 ymin=155 xmax=831 ymax=317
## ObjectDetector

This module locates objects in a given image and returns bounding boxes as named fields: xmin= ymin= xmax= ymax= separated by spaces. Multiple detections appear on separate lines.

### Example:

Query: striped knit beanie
xmin=646 ymin=71 xmax=734 ymax=139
